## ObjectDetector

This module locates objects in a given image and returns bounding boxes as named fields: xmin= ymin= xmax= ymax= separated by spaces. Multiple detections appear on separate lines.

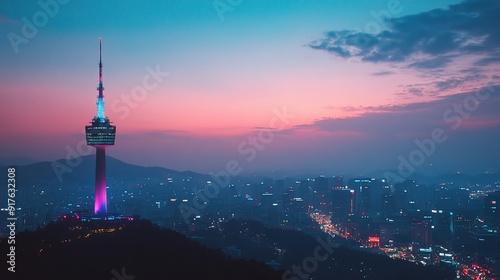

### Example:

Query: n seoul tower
xmin=85 ymin=38 xmax=116 ymax=215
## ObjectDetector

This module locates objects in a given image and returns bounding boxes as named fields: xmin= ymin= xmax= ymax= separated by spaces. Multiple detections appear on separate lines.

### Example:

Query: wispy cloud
xmin=297 ymin=85 xmax=500 ymax=135
xmin=372 ymin=71 xmax=395 ymax=76
xmin=395 ymin=73 xmax=500 ymax=98
xmin=326 ymin=104 xmax=405 ymax=114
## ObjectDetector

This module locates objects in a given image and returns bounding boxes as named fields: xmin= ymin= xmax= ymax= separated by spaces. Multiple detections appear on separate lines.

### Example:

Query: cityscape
xmin=1 ymin=0 xmax=500 ymax=279
xmin=2 ymin=156 xmax=500 ymax=279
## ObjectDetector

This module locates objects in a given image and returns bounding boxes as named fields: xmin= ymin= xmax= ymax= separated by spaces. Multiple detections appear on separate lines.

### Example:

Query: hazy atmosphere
xmin=1 ymin=0 xmax=499 ymax=175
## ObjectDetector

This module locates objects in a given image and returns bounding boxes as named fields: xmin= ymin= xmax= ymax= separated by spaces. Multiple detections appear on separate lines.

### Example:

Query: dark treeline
xmin=0 ymin=219 xmax=282 ymax=280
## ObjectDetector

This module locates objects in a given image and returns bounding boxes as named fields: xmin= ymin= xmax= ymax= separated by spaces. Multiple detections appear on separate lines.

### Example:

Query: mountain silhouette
xmin=0 ymin=218 xmax=283 ymax=280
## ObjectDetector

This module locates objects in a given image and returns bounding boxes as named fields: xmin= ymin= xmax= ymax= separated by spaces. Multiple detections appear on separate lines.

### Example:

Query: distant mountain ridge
xmin=3 ymin=156 xmax=499 ymax=186
xmin=0 ymin=156 xmax=38 ymax=166
xmin=3 ymin=155 xmax=205 ymax=185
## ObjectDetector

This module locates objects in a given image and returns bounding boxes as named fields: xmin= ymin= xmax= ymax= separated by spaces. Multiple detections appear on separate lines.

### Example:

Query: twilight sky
xmin=1 ymin=0 xmax=500 ymax=176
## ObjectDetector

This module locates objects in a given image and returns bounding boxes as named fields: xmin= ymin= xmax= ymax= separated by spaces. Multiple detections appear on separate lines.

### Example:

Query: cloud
xmin=406 ymin=87 xmax=425 ymax=97
xmin=395 ymin=73 xmax=500 ymax=98
xmin=294 ymin=85 xmax=500 ymax=137
xmin=435 ymin=74 xmax=486 ymax=91
xmin=331 ymin=104 xmax=405 ymax=113
xmin=309 ymin=0 xmax=500 ymax=69
xmin=475 ymin=55 xmax=500 ymax=66
xmin=407 ymin=55 xmax=455 ymax=69
xmin=372 ymin=71 xmax=395 ymax=76
xmin=264 ymin=86 xmax=500 ymax=175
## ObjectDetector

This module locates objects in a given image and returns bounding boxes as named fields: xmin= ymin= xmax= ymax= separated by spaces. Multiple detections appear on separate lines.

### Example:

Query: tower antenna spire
xmin=98 ymin=37 xmax=104 ymax=98
xmin=95 ymin=37 xmax=105 ymax=120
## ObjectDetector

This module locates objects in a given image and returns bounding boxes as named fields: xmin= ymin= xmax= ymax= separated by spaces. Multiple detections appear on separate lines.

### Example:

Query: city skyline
xmin=1 ymin=0 xmax=500 ymax=176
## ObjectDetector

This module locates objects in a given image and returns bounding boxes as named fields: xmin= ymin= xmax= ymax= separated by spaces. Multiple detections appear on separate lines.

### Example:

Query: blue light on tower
xmin=96 ymin=97 xmax=105 ymax=120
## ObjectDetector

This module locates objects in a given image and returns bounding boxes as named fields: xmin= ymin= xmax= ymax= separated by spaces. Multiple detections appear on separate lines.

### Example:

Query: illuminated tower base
xmin=86 ymin=119 xmax=115 ymax=214
xmin=94 ymin=147 xmax=107 ymax=214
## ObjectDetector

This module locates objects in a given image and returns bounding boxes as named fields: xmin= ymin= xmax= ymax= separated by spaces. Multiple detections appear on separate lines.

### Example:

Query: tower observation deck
xmin=85 ymin=38 xmax=116 ymax=215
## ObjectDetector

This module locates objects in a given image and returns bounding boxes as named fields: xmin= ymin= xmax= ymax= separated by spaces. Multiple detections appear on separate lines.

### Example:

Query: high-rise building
xmin=411 ymin=221 xmax=433 ymax=248
xmin=85 ymin=38 xmax=116 ymax=215
xmin=485 ymin=191 xmax=500 ymax=223
xmin=331 ymin=189 xmax=354 ymax=221
xmin=431 ymin=210 xmax=453 ymax=247
xmin=394 ymin=180 xmax=420 ymax=212
xmin=313 ymin=176 xmax=329 ymax=212
xmin=382 ymin=193 xmax=395 ymax=215
xmin=348 ymin=178 xmax=373 ymax=214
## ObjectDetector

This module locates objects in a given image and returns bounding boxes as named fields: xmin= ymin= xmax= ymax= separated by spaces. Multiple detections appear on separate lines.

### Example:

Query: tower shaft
xmin=94 ymin=147 xmax=107 ymax=214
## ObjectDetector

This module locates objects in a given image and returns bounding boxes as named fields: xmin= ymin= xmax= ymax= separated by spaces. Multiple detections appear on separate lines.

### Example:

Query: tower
xmin=85 ymin=38 xmax=116 ymax=215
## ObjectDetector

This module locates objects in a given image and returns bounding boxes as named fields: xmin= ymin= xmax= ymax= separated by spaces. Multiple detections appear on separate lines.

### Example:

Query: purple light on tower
xmin=85 ymin=38 xmax=116 ymax=215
